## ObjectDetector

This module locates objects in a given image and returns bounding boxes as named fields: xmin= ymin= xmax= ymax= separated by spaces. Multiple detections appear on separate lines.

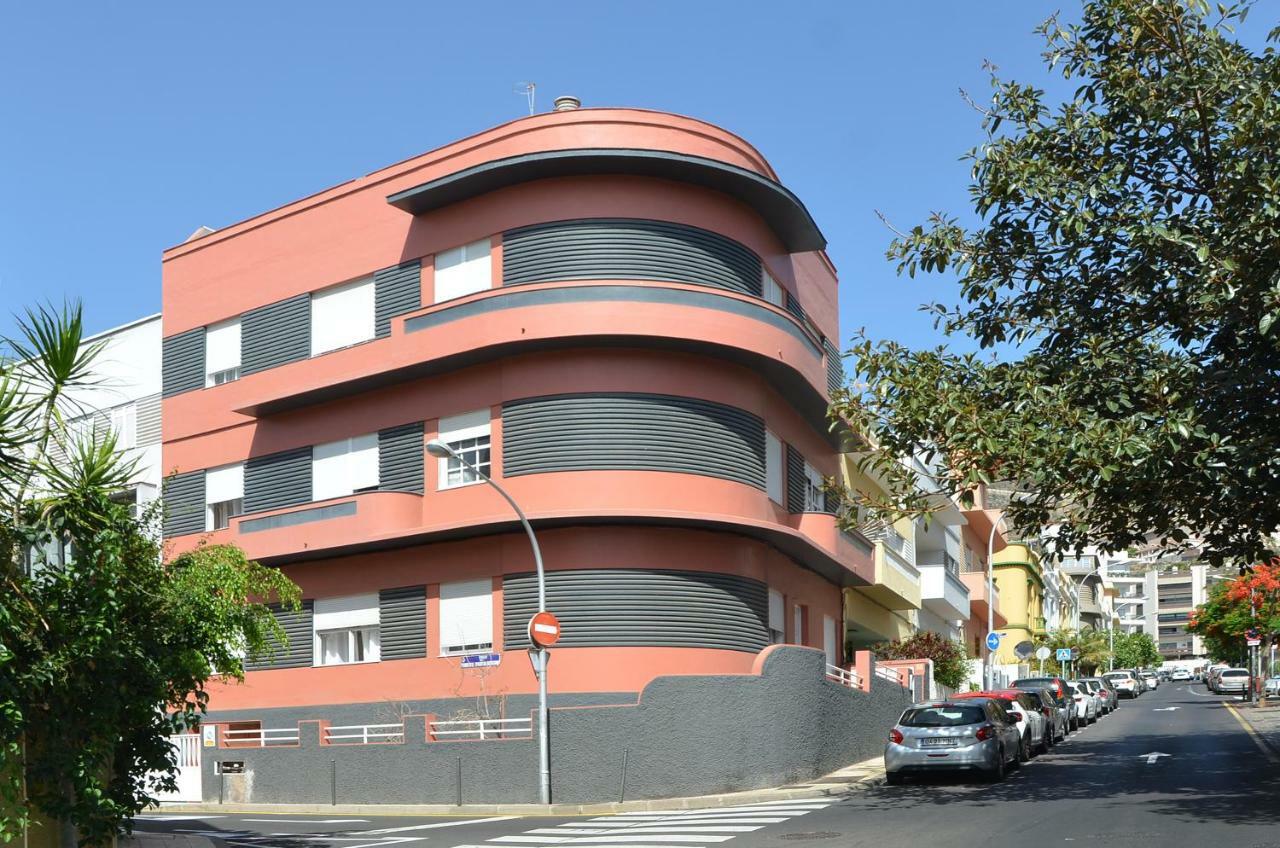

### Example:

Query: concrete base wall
xmin=199 ymin=646 xmax=913 ymax=805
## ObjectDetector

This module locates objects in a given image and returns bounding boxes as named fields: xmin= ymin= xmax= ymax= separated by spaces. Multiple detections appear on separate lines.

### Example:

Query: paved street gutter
xmin=148 ymin=756 xmax=885 ymax=817
xmin=1222 ymin=699 xmax=1280 ymax=764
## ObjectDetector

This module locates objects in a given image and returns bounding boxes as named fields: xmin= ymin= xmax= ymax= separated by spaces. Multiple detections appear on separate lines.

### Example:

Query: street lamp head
xmin=425 ymin=438 xmax=454 ymax=459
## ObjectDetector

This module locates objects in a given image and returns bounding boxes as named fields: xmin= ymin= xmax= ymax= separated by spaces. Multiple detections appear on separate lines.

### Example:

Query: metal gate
xmin=151 ymin=733 xmax=202 ymax=802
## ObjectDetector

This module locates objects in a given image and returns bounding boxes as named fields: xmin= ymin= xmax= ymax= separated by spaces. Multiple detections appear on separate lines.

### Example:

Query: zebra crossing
xmin=454 ymin=798 xmax=836 ymax=848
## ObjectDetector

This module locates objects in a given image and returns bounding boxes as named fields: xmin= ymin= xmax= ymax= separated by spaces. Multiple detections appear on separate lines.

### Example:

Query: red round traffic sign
xmin=528 ymin=611 xmax=561 ymax=648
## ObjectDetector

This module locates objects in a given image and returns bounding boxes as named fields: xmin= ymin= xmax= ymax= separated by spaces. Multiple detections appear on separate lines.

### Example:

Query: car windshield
xmin=900 ymin=705 xmax=987 ymax=727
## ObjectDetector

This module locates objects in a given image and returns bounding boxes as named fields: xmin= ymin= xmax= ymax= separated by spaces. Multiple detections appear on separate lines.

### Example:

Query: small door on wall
xmin=823 ymin=615 xmax=837 ymax=666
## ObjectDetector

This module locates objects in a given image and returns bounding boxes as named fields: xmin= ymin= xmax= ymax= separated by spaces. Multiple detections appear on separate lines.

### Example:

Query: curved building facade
xmin=161 ymin=107 xmax=871 ymax=720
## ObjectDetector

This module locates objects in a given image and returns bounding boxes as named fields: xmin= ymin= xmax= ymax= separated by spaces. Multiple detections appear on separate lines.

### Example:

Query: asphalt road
xmin=135 ymin=683 xmax=1280 ymax=848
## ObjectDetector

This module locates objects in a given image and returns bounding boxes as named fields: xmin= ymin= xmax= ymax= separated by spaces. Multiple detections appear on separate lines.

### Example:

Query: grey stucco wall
xmin=199 ymin=647 xmax=913 ymax=805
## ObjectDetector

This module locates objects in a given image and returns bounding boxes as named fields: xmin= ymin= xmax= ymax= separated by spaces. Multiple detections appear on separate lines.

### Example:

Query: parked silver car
xmin=1264 ymin=676 xmax=1280 ymax=698
xmin=1216 ymin=668 xmax=1250 ymax=695
xmin=1080 ymin=677 xmax=1118 ymax=713
xmin=885 ymin=699 xmax=1023 ymax=784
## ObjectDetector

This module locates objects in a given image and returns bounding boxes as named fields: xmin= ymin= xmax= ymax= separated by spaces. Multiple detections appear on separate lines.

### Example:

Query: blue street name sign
xmin=986 ymin=632 xmax=1002 ymax=652
xmin=461 ymin=652 xmax=501 ymax=668
xmin=1056 ymin=648 xmax=1072 ymax=662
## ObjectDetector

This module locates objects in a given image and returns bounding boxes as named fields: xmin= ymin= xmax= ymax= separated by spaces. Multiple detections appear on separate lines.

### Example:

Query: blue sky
xmin=0 ymin=2 xmax=1265 ymax=351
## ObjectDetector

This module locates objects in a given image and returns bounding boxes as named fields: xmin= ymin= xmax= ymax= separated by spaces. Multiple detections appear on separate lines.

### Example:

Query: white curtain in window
xmin=205 ymin=318 xmax=241 ymax=376
xmin=205 ymin=463 xmax=244 ymax=504
xmin=311 ymin=278 xmax=375 ymax=355
xmin=312 ymin=433 xmax=378 ymax=500
xmin=768 ymin=589 xmax=785 ymax=637
xmin=439 ymin=579 xmax=493 ymax=652
xmin=793 ymin=604 xmax=805 ymax=644
xmin=823 ymin=615 xmax=837 ymax=665
xmin=434 ymin=239 xmax=491 ymax=303
xmin=765 ymin=431 xmax=783 ymax=504
xmin=762 ymin=270 xmax=785 ymax=307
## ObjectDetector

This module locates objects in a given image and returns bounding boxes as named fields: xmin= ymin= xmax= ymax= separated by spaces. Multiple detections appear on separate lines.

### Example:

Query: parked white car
xmin=1170 ymin=668 xmax=1192 ymax=682
xmin=1264 ymin=676 xmax=1280 ymax=698
xmin=1217 ymin=668 xmax=1250 ymax=695
xmin=1068 ymin=680 xmax=1100 ymax=724
xmin=1103 ymin=670 xmax=1140 ymax=698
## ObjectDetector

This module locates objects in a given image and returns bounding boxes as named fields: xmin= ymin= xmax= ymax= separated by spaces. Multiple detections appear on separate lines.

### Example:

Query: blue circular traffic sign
xmin=985 ymin=632 xmax=1001 ymax=652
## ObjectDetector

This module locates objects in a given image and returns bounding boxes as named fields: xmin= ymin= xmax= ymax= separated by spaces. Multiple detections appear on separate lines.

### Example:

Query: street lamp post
xmin=985 ymin=513 xmax=1008 ymax=690
xmin=426 ymin=439 xmax=551 ymax=805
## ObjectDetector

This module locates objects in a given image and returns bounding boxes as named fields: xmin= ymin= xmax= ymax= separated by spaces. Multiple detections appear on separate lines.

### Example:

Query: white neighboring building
xmin=53 ymin=314 xmax=162 ymax=512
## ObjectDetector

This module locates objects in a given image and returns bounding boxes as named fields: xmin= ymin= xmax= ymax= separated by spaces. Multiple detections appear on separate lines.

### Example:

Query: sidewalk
xmin=1224 ymin=699 xmax=1280 ymax=764
xmin=122 ymin=833 xmax=216 ymax=848
xmin=152 ymin=756 xmax=886 ymax=817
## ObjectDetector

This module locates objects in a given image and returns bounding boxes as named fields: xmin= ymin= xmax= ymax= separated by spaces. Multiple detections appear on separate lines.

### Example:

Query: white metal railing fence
xmin=825 ymin=663 xmax=862 ymax=688
xmin=876 ymin=666 xmax=904 ymax=685
xmin=324 ymin=723 xmax=405 ymax=744
xmin=429 ymin=717 xmax=532 ymax=741
xmin=221 ymin=727 xmax=300 ymax=747
xmin=170 ymin=732 xmax=200 ymax=767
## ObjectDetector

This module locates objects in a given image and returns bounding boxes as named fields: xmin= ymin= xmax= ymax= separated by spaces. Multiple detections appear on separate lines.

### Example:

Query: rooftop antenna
xmin=514 ymin=82 xmax=536 ymax=115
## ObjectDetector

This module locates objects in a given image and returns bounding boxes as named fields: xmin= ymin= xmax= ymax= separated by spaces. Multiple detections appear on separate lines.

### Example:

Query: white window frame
xmin=205 ymin=462 xmax=245 ymax=531
xmin=437 ymin=410 xmax=491 ymax=490
xmin=802 ymin=461 xmax=825 ymax=513
xmin=768 ymin=588 xmax=785 ymax=645
xmin=312 ymin=433 xmax=379 ymax=501
xmin=310 ymin=277 xmax=375 ymax=356
xmin=205 ymin=317 xmax=242 ymax=386
xmin=110 ymin=404 xmax=137 ymax=451
xmin=762 ymin=268 xmax=785 ymax=307
xmin=439 ymin=578 xmax=494 ymax=656
xmin=313 ymin=594 xmax=380 ymax=666
xmin=765 ymin=431 xmax=784 ymax=505
xmin=434 ymin=238 xmax=492 ymax=303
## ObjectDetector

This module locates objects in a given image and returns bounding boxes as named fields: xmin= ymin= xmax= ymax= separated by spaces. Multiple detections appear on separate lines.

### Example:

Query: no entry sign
xmin=528 ymin=611 xmax=561 ymax=648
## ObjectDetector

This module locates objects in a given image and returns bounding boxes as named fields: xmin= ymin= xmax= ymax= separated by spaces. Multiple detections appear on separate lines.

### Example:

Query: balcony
xmin=960 ymin=570 xmax=1007 ymax=628
xmin=857 ymin=521 xmax=920 ymax=610
xmin=918 ymin=556 xmax=971 ymax=621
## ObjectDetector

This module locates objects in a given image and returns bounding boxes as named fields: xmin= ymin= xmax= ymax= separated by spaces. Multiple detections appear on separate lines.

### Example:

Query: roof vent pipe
xmin=553 ymin=95 xmax=581 ymax=112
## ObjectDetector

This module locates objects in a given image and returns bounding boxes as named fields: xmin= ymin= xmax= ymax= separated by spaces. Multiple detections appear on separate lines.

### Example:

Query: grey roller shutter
xmin=162 ymin=328 xmax=205 ymax=398
xmin=374 ymin=260 xmax=421 ymax=338
xmin=378 ymin=422 xmax=424 ymax=493
xmin=785 ymin=290 xmax=807 ymax=324
xmin=135 ymin=393 xmax=162 ymax=447
xmin=245 ymin=600 xmax=314 ymax=671
xmin=786 ymin=444 xmax=806 ymax=514
xmin=502 ymin=393 xmax=765 ymax=488
xmin=244 ymin=447 xmax=312 ymax=514
xmin=503 ymin=568 xmax=768 ymax=652
xmin=379 ymin=586 xmax=426 ymax=660
xmin=242 ymin=294 xmax=310 ymax=376
xmin=163 ymin=470 xmax=206 ymax=537
xmin=824 ymin=337 xmax=844 ymax=396
xmin=502 ymin=219 xmax=762 ymax=297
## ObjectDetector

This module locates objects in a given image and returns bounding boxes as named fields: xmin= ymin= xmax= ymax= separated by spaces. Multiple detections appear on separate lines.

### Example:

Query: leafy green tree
xmin=873 ymin=631 xmax=972 ymax=690
xmin=837 ymin=0 xmax=1280 ymax=566
xmin=1034 ymin=628 xmax=1112 ymax=675
xmin=1188 ymin=559 xmax=1280 ymax=661
xmin=0 ymin=303 xmax=301 ymax=847
xmin=1112 ymin=631 xmax=1162 ymax=669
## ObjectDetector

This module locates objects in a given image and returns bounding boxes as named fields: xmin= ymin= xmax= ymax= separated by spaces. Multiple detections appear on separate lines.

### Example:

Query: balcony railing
xmin=861 ymin=521 xmax=915 ymax=564
xmin=962 ymin=548 xmax=986 ymax=574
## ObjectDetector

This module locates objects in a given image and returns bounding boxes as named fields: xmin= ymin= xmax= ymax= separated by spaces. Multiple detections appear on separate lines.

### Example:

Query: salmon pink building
xmin=160 ymin=104 xmax=874 ymax=748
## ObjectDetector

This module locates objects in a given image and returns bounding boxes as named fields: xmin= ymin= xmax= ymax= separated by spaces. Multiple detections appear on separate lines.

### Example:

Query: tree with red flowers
xmin=1188 ymin=560 xmax=1280 ymax=662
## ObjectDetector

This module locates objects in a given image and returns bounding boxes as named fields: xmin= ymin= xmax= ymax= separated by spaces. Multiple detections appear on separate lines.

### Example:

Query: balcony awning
xmin=387 ymin=148 xmax=827 ymax=252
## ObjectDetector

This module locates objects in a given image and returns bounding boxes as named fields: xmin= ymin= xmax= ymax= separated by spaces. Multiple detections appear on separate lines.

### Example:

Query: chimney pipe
xmin=553 ymin=95 xmax=581 ymax=112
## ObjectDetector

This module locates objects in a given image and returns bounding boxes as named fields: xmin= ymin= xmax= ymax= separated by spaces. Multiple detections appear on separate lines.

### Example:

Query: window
xmin=205 ymin=318 xmax=242 ymax=386
xmin=439 ymin=579 xmax=493 ymax=655
xmin=311 ymin=278 xmax=375 ymax=356
xmin=768 ymin=588 xmax=785 ymax=644
xmin=802 ymin=461 xmax=825 ymax=512
xmin=823 ymin=615 xmax=837 ymax=666
xmin=765 ymin=431 xmax=783 ymax=505
xmin=312 ymin=433 xmax=379 ymax=501
xmin=793 ymin=603 xmax=806 ymax=645
xmin=434 ymin=239 xmax=491 ymax=303
xmin=762 ymin=269 xmax=785 ymax=307
xmin=205 ymin=463 xmax=244 ymax=531
xmin=109 ymin=404 xmax=137 ymax=450
xmin=314 ymin=594 xmax=380 ymax=666
xmin=437 ymin=410 xmax=491 ymax=489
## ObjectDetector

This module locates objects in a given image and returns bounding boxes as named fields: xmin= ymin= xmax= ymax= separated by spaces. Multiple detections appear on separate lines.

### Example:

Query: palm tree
xmin=1034 ymin=628 xmax=1112 ymax=676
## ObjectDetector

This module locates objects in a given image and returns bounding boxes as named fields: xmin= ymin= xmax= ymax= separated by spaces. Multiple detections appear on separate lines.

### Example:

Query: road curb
xmin=1222 ymin=700 xmax=1280 ymax=764
xmin=149 ymin=757 xmax=886 ymax=817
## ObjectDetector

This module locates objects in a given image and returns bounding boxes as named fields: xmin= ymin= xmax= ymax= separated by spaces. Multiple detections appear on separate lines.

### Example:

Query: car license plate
xmin=922 ymin=737 xmax=957 ymax=747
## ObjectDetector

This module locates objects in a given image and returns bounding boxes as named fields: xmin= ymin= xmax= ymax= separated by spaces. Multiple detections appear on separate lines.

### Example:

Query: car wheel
xmin=1038 ymin=731 xmax=1051 ymax=755
xmin=1016 ymin=735 xmax=1028 ymax=766
xmin=885 ymin=771 xmax=904 ymax=786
